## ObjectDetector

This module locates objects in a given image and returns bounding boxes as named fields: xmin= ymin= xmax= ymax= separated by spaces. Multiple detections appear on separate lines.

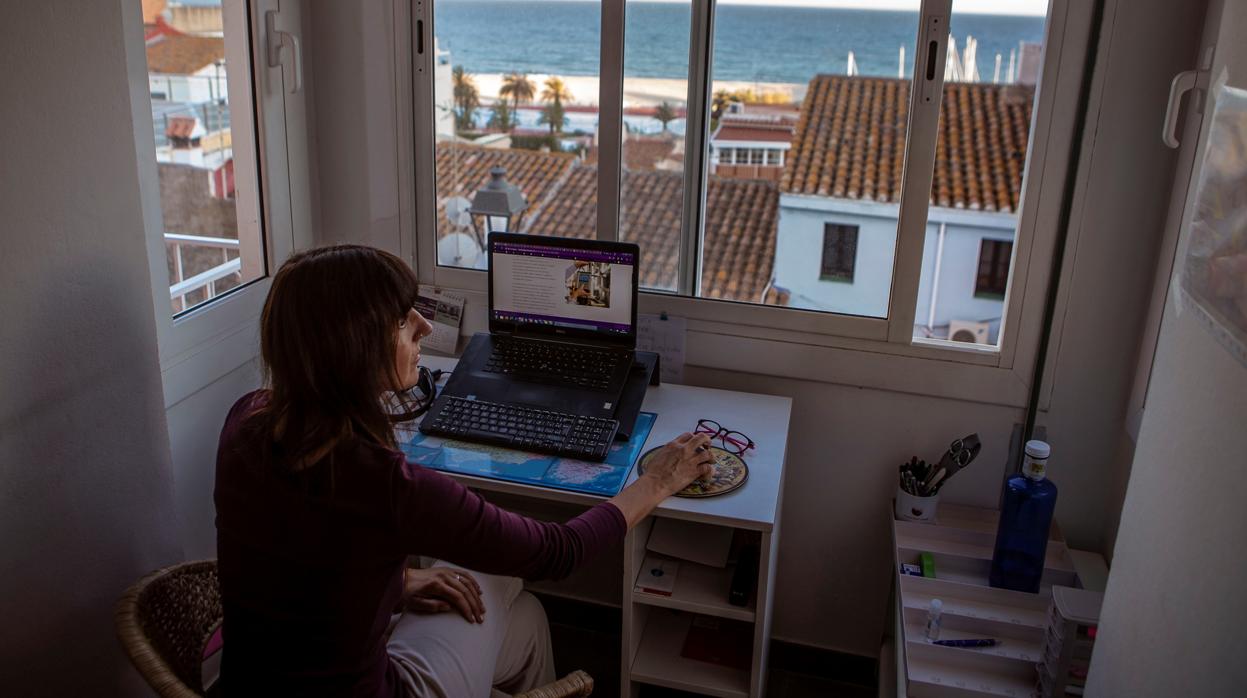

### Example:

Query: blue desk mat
xmin=395 ymin=412 xmax=656 ymax=497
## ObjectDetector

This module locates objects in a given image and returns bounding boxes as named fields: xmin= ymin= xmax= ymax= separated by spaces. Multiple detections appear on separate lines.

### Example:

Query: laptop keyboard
xmin=485 ymin=339 xmax=626 ymax=391
xmin=421 ymin=396 xmax=619 ymax=461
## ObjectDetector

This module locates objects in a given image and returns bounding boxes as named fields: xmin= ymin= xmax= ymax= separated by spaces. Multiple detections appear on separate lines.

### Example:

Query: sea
xmin=434 ymin=0 xmax=1046 ymax=84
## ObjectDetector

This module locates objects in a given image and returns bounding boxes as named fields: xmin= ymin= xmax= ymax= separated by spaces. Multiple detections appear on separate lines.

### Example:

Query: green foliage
xmin=452 ymin=66 xmax=480 ymax=131
xmin=537 ymin=102 xmax=567 ymax=134
xmin=654 ymin=101 xmax=678 ymax=131
xmin=486 ymin=101 xmax=514 ymax=131
xmin=510 ymin=133 xmax=563 ymax=152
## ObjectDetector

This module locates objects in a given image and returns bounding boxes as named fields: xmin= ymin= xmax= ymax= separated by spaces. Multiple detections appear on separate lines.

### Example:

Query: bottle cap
xmin=1024 ymin=440 xmax=1051 ymax=459
xmin=929 ymin=599 xmax=943 ymax=611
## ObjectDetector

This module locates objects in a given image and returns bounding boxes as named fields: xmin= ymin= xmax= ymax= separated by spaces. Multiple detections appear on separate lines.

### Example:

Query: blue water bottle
xmin=989 ymin=440 xmax=1057 ymax=593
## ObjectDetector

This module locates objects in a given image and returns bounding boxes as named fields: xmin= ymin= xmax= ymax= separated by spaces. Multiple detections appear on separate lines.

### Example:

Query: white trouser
xmin=386 ymin=564 xmax=556 ymax=698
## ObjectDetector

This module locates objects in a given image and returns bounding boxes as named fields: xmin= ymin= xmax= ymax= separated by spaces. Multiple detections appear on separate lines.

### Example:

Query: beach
xmin=465 ymin=72 xmax=808 ymax=109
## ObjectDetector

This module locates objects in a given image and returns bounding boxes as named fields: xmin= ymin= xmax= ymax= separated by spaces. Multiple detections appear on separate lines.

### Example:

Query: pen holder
xmin=896 ymin=487 xmax=940 ymax=523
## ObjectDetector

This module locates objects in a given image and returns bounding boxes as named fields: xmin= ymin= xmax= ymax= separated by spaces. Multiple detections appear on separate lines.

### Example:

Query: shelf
xmin=905 ymin=640 xmax=1036 ymax=698
xmin=900 ymin=575 xmax=1050 ymax=630
xmin=902 ymin=619 xmax=1043 ymax=664
xmin=630 ymin=608 xmax=750 ymax=698
xmin=632 ymin=559 xmax=756 ymax=623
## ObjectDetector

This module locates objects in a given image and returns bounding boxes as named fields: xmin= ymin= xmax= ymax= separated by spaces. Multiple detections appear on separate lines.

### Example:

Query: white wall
xmin=775 ymin=196 xmax=900 ymax=316
xmin=0 ymin=1 xmax=182 ymax=693
xmin=776 ymin=197 xmax=1015 ymax=341
xmin=914 ymin=210 xmax=1020 ymax=343
xmin=1086 ymin=285 xmax=1247 ymax=693
xmin=308 ymin=0 xmax=405 ymax=252
xmin=1036 ymin=0 xmax=1206 ymax=559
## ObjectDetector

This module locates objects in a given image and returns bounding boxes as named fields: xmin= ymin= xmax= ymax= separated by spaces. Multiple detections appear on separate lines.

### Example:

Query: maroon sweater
xmin=214 ymin=391 xmax=626 ymax=696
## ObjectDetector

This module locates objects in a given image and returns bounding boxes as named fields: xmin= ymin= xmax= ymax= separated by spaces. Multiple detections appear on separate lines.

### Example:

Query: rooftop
xmin=146 ymin=33 xmax=224 ymax=75
xmin=712 ymin=119 xmax=795 ymax=145
xmin=782 ymin=75 xmax=1034 ymax=213
xmin=434 ymin=143 xmax=780 ymax=303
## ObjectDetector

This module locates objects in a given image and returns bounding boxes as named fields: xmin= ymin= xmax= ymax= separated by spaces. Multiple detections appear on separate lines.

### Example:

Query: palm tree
xmin=711 ymin=88 xmax=733 ymax=121
xmin=487 ymin=100 xmax=514 ymax=131
xmin=451 ymin=66 xmax=480 ymax=131
xmin=499 ymin=72 xmax=536 ymax=115
xmin=537 ymin=102 xmax=566 ymax=135
xmin=654 ymin=101 xmax=677 ymax=132
xmin=541 ymin=76 xmax=574 ymax=107
xmin=539 ymin=77 xmax=573 ymax=134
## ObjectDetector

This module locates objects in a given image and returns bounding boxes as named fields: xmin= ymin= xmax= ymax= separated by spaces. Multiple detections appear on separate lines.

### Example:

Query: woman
xmin=214 ymin=245 xmax=712 ymax=696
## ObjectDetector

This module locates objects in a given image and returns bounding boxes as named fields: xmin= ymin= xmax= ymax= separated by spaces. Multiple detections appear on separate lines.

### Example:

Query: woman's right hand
xmin=640 ymin=432 xmax=715 ymax=497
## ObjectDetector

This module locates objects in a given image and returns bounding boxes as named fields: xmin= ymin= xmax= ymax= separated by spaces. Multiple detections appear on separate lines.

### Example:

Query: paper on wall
xmin=1178 ymin=83 xmax=1247 ymax=368
xmin=637 ymin=313 xmax=686 ymax=383
xmin=415 ymin=285 xmax=465 ymax=355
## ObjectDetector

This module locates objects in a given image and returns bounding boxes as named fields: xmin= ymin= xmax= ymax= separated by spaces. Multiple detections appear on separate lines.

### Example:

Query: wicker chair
xmin=115 ymin=560 xmax=593 ymax=697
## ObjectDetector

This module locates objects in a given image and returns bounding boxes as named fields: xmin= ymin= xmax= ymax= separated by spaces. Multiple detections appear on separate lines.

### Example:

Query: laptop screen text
xmin=492 ymin=241 xmax=635 ymax=337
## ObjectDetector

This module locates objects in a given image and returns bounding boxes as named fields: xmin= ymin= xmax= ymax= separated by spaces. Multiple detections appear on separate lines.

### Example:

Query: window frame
xmin=128 ymin=0 xmax=313 ymax=408
xmin=820 ymin=223 xmax=860 ymax=282
xmin=409 ymin=0 xmax=1096 ymax=405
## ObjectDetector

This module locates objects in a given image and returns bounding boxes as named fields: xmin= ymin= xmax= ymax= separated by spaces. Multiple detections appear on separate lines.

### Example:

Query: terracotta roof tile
xmin=146 ymin=34 xmax=224 ymax=75
xmin=434 ymin=143 xmax=780 ymax=303
xmin=713 ymin=118 xmax=795 ymax=144
xmin=782 ymin=75 xmax=1034 ymax=213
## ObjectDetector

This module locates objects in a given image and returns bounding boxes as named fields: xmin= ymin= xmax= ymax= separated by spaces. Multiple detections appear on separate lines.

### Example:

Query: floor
xmin=539 ymin=594 xmax=877 ymax=698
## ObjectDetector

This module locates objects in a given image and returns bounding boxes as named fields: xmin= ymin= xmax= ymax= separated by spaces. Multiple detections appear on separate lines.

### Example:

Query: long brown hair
xmin=246 ymin=244 xmax=420 ymax=471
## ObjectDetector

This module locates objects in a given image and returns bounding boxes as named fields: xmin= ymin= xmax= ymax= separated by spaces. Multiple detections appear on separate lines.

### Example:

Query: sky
xmin=453 ymin=0 xmax=1051 ymax=18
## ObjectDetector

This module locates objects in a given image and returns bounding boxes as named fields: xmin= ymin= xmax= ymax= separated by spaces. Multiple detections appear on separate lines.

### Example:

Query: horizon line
xmin=438 ymin=0 xmax=1049 ymax=18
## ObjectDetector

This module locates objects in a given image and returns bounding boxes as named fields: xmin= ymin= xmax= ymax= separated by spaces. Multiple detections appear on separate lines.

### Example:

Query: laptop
xmin=438 ymin=232 xmax=640 ymax=420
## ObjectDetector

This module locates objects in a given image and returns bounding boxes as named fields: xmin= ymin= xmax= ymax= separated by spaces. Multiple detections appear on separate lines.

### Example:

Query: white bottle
xmin=925 ymin=598 xmax=943 ymax=642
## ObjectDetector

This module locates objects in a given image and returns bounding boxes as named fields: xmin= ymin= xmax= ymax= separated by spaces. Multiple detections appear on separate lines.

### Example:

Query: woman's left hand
xmin=402 ymin=567 xmax=485 ymax=623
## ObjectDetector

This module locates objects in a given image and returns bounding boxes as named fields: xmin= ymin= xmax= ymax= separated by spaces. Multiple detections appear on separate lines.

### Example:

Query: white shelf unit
xmin=623 ymin=516 xmax=779 ymax=698
xmin=630 ymin=607 xmax=751 ymax=698
xmin=631 ymin=550 xmax=758 ymax=623
xmin=890 ymin=504 xmax=1090 ymax=698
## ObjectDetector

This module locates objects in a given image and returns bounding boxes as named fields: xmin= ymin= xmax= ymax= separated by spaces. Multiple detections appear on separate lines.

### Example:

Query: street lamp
xmin=469 ymin=166 xmax=527 ymax=248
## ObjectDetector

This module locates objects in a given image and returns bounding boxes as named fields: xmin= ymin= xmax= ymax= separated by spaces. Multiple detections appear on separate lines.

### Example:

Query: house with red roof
xmin=775 ymin=74 xmax=1035 ymax=343
xmin=708 ymin=104 xmax=799 ymax=182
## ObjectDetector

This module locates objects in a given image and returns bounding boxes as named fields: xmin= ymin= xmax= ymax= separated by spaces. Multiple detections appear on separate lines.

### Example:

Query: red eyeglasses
xmin=695 ymin=419 xmax=755 ymax=456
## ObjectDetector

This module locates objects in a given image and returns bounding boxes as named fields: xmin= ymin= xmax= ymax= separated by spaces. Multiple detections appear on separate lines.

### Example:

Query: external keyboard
xmin=420 ymin=396 xmax=620 ymax=461
xmin=485 ymin=339 xmax=625 ymax=391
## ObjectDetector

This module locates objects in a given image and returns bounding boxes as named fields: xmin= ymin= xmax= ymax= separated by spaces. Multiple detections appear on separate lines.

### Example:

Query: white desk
xmin=417 ymin=357 xmax=791 ymax=698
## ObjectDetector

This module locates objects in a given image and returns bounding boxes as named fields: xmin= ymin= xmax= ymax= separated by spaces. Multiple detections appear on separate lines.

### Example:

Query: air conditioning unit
xmin=948 ymin=320 xmax=991 ymax=345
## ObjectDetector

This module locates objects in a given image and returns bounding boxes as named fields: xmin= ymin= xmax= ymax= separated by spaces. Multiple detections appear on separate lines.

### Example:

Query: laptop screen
xmin=490 ymin=238 xmax=636 ymax=339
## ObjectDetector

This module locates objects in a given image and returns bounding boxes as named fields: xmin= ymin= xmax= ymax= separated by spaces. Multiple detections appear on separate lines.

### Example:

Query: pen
xmin=932 ymin=638 xmax=997 ymax=648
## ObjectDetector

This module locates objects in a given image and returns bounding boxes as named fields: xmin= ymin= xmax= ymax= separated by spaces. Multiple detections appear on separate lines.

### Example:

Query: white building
xmin=145 ymin=32 xmax=227 ymax=104
xmin=774 ymin=75 xmax=1035 ymax=344
xmin=708 ymin=105 xmax=797 ymax=182
xmin=434 ymin=38 xmax=455 ymax=138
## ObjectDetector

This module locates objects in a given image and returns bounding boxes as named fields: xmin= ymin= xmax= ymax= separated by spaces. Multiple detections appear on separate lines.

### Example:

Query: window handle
xmin=266 ymin=9 xmax=303 ymax=95
xmin=1162 ymin=69 xmax=1198 ymax=148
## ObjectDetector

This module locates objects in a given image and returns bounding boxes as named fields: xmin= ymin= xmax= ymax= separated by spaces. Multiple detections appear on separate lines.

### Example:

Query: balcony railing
xmin=166 ymin=232 xmax=241 ymax=312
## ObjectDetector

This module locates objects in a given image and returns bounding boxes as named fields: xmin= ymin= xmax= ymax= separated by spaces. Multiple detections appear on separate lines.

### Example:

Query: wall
xmin=775 ymin=196 xmax=900 ymax=315
xmin=776 ymin=196 xmax=1015 ymax=341
xmin=1035 ymin=0 xmax=1205 ymax=557
xmin=1086 ymin=275 xmax=1247 ymax=693
xmin=0 ymin=0 xmax=182 ymax=693
xmin=302 ymin=0 xmax=1201 ymax=657
xmin=914 ymin=209 xmax=1020 ymax=344
xmin=308 ymin=0 xmax=404 ymax=252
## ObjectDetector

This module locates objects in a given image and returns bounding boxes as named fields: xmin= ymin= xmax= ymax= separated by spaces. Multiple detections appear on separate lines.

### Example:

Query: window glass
xmin=820 ymin=224 xmax=859 ymax=281
xmin=145 ymin=0 xmax=265 ymax=315
xmin=913 ymin=0 xmax=1048 ymax=345
xmin=702 ymin=1 xmax=920 ymax=310
xmin=975 ymin=239 xmax=1013 ymax=297
xmin=618 ymin=0 xmax=692 ymax=292
xmin=432 ymin=0 xmax=601 ymax=271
